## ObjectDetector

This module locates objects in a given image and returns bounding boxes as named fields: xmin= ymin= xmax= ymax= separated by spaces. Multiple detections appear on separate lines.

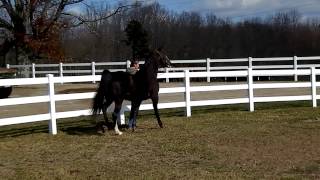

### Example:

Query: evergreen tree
xmin=124 ymin=20 xmax=150 ymax=60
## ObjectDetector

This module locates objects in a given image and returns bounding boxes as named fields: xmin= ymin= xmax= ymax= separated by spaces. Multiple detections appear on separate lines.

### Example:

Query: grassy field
xmin=0 ymin=102 xmax=320 ymax=179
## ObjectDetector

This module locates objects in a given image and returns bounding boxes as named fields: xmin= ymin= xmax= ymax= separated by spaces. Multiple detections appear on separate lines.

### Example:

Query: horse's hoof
xmin=115 ymin=131 xmax=123 ymax=135
xmin=97 ymin=130 xmax=105 ymax=134
xmin=128 ymin=128 xmax=135 ymax=132
xmin=102 ymin=125 xmax=108 ymax=130
xmin=96 ymin=123 xmax=106 ymax=134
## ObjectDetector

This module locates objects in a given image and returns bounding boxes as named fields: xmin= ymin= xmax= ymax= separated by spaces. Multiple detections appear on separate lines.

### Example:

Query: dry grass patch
xmin=0 ymin=103 xmax=320 ymax=179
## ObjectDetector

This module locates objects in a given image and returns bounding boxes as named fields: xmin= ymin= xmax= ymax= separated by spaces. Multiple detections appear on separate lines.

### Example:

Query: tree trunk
xmin=16 ymin=46 xmax=31 ymax=78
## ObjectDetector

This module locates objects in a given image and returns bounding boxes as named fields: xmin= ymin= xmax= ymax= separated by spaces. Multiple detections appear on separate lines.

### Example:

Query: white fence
xmin=0 ymin=68 xmax=319 ymax=135
xmin=7 ymin=56 xmax=320 ymax=82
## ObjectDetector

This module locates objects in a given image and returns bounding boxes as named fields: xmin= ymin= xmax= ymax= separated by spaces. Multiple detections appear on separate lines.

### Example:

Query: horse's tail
xmin=92 ymin=70 xmax=112 ymax=116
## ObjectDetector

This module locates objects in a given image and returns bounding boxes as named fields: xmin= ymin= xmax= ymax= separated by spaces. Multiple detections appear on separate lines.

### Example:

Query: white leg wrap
xmin=114 ymin=115 xmax=123 ymax=135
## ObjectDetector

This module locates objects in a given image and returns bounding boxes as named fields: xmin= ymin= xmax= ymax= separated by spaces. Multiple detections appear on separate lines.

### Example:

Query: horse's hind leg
xmin=112 ymin=99 xmax=123 ymax=135
xmin=102 ymin=99 xmax=113 ymax=129
xmin=152 ymin=96 xmax=163 ymax=128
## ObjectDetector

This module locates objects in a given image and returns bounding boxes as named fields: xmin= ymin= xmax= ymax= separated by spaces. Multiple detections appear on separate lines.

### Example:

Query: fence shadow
xmin=0 ymin=117 xmax=101 ymax=138
xmin=0 ymin=124 xmax=49 ymax=138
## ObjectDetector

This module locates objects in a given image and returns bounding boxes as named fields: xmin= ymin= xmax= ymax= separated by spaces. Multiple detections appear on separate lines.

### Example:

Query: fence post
xmin=126 ymin=60 xmax=131 ymax=69
xmin=206 ymin=58 xmax=211 ymax=82
xmin=165 ymin=68 xmax=169 ymax=83
xmin=294 ymin=56 xmax=298 ymax=81
xmin=59 ymin=62 xmax=63 ymax=84
xmin=248 ymin=68 xmax=254 ymax=112
xmin=248 ymin=57 xmax=253 ymax=68
xmin=32 ymin=63 xmax=36 ymax=78
xmin=91 ymin=62 xmax=96 ymax=83
xmin=311 ymin=67 xmax=317 ymax=108
xmin=47 ymin=74 xmax=57 ymax=135
xmin=184 ymin=70 xmax=191 ymax=117
xmin=248 ymin=57 xmax=253 ymax=82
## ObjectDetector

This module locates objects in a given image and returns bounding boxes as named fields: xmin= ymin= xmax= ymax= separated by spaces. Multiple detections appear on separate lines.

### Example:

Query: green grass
xmin=1 ymin=102 xmax=320 ymax=179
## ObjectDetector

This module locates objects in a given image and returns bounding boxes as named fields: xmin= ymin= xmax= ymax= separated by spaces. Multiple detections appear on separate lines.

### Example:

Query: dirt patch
xmin=58 ymin=87 xmax=96 ymax=94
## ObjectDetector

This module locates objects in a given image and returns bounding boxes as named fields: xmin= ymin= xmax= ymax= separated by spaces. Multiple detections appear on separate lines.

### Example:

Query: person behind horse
xmin=126 ymin=60 xmax=140 ymax=94
xmin=127 ymin=59 xmax=140 ymax=75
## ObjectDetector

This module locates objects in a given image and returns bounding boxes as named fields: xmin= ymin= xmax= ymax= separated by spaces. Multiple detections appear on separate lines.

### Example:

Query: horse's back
xmin=101 ymin=70 xmax=129 ymax=83
xmin=111 ymin=71 xmax=130 ymax=81
xmin=103 ymin=71 xmax=131 ymax=98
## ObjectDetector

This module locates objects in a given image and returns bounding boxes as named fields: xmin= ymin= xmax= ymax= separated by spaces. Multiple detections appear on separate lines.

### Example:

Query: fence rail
xmin=7 ymin=56 xmax=320 ymax=82
xmin=0 ymin=68 xmax=319 ymax=135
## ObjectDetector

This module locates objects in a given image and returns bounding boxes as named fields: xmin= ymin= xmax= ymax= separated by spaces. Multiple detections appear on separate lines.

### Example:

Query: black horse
xmin=92 ymin=49 xmax=171 ymax=134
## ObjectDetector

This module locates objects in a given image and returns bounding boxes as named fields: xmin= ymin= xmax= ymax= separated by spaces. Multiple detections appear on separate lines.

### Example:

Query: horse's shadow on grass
xmin=58 ymin=117 xmax=105 ymax=136
xmin=59 ymin=117 xmax=130 ymax=136
xmin=0 ymin=115 xmax=158 ymax=138
xmin=60 ymin=125 xmax=100 ymax=136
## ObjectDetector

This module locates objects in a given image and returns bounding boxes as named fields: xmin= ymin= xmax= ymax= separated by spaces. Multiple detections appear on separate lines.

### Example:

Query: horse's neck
xmin=136 ymin=61 xmax=158 ymax=90
xmin=144 ymin=61 xmax=158 ymax=80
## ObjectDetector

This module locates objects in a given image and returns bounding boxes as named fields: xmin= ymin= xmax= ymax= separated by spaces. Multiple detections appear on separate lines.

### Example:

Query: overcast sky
xmin=76 ymin=0 xmax=320 ymax=21
xmin=150 ymin=0 xmax=320 ymax=20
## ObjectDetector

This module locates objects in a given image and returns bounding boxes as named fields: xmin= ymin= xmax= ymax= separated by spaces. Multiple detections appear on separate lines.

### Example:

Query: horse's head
xmin=152 ymin=49 xmax=172 ymax=68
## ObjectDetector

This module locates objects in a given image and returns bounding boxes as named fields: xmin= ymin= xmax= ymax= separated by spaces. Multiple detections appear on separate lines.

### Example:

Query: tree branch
xmin=65 ymin=0 xmax=85 ymax=6
xmin=62 ymin=4 xmax=135 ymax=28
xmin=0 ymin=17 xmax=13 ymax=31
xmin=39 ymin=0 xmax=68 ymax=37
xmin=1 ymin=0 xmax=14 ymax=15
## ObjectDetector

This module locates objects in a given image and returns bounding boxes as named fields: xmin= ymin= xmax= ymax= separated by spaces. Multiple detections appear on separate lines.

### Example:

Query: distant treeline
xmin=62 ymin=2 xmax=320 ymax=62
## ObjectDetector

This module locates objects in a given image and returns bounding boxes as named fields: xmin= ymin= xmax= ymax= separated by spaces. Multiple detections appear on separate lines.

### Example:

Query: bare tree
xmin=0 ymin=0 xmax=133 ymax=65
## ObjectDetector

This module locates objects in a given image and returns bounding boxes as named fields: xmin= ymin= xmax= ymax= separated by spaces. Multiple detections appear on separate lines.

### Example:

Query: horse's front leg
xmin=152 ymin=95 xmax=163 ymax=128
xmin=113 ymin=99 xmax=123 ymax=135
xmin=128 ymin=100 xmax=142 ymax=131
